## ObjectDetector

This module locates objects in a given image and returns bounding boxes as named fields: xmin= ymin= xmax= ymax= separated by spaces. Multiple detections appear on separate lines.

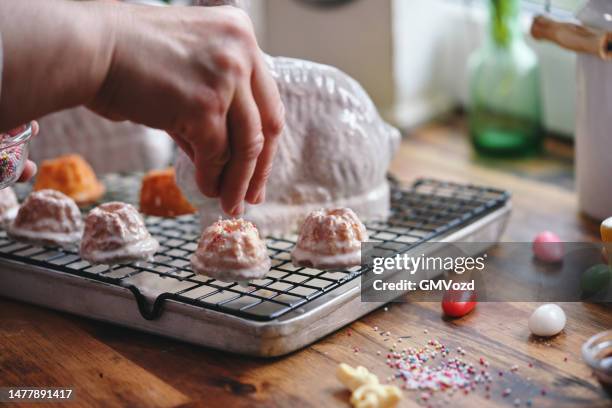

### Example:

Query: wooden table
xmin=1 ymin=118 xmax=610 ymax=407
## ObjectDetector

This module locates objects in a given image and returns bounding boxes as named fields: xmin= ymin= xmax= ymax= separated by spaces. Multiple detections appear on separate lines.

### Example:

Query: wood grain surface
xmin=0 ymin=117 xmax=610 ymax=407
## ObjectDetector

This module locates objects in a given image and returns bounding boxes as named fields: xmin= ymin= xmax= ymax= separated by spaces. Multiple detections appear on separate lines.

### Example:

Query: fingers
xmin=31 ymin=121 xmax=39 ymax=136
xmin=192 ymin=115 xmax=229 ymax=199
xmin=245 ymin=54 xmax=285 ymax=204
xmin=18 ymin=160 xmax=37 ymax=183
xmin=17 ymin=122 xmax=40 ymax=182
xmin=219 ymin=81 xmax=263 ymax=216
xmin=168 ymin=132 xmax=195 ymax=161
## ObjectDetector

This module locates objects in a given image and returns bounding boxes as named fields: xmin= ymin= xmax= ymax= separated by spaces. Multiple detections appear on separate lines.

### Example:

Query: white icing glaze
xmin=0 ymin=187 xmax=19 ymax=226
xmin=0 ymin=205 xmax=18 ymax=226
xmin=291 ymin=247 xmax=361 ymax=269
xmin=83 ymin=237 xmax=159 ymax=265
xmin=8 ymin=226 xmax=82 ymax=248
xmin=191 ymin=255 xmax=271 ymax=282
xmin=176 ymin=56 xmax=399 ymax=235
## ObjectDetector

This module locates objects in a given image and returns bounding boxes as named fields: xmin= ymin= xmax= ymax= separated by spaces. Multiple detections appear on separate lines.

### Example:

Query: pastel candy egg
xmin=532 ymin=231 xmax=564 ymax=263
xmin=581 ymin=264 xmax=611 ymax=295
xmin=528 ymin=304 xmax=566 ymax=337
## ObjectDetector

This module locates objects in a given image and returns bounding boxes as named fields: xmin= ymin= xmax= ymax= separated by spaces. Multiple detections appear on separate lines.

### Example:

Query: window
xmin=523 ymin=0 xmax=584 ymax=13
xmin=451 ymin=0 xmax=584 ymax=17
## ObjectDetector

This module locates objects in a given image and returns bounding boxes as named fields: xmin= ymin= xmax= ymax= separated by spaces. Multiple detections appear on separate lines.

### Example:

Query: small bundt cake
xmin=0 ymin=187 xmax=19 ymax=226
xmin=292 ymin=208 xmax=368 ymax=269
xmin=80 ymin=202 xmax=159 ymax=265
xmin=139 ymin=167 xmax=196 ymax=217
xmin=33 ymin=154 xmax=105 ymax=205
xmin=191 ymin=218 xmax=271 ymax=282
xmin=9 ymin=189 xmax=83 ymax=247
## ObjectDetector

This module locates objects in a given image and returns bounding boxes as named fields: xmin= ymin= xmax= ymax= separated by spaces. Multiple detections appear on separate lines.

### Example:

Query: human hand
xmin=89 ymin=4 xmax=285 ymax=217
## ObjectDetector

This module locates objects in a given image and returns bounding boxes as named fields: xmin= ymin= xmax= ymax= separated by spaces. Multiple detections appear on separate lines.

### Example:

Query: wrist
xmin=0 ymin=0 xmax=120 ymax=128
xmin=72 ymin=0 xmax=120 ymax=107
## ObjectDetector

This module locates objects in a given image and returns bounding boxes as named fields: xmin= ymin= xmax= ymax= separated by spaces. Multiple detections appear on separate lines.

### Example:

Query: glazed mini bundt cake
xmin=34 ymin=154 xmax=105 ymax=205
xmin=292 ymin=208 xmax=368 ymax=269
xmin=80 ymin=202 xmax=159 ymax=265
xmin=191 ymin=218 xmax=271 ymax=282
xmin=9 ymin=189 xmax=83 ymax=247
xmin=139 ymin=167 xmax=196 ymax=217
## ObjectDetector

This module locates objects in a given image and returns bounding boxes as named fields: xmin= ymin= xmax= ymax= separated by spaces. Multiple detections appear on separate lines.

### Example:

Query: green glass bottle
xmin=468 ymin=0 xmax=542 ymax=156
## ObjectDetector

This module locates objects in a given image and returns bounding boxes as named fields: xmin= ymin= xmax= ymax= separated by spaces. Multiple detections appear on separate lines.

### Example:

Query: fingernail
xmin=231 ymin=202 xmax=244 ymax=217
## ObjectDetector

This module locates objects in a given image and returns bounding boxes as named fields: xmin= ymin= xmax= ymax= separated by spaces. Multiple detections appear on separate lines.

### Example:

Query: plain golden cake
xmin=191 ymin=218 xmax=271 ymax=282
xmin=139 ymin=168 xmax=196 ymax=217
xmin=33 ymin=154 xmax=105 ymax=205
xmin=292 ymin=208 xmax=368 ymax=269
xmin=9 ymin=189 xmax=83 ymax=247
xmin=80 ymin=202 xmax=159 ymax=265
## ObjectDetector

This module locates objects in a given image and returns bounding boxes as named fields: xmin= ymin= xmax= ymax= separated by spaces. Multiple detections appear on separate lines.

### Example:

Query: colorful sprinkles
xmin=0 ymin=127 xmax=28 ymax=187
xmin=383 ymin=339 xmax=491 ymax=393
xmin=0 ymin=147 xmax=22 ymax=181
xmin=346 ymin=325 xmax=555 ymax=406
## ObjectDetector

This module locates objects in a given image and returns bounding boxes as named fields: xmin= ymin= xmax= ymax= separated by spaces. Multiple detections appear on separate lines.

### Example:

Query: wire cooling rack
xmin=2 ymin=175 xmax=509 ymax=322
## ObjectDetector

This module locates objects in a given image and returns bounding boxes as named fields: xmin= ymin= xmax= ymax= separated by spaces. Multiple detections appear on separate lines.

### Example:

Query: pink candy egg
xmin=532 ymin=231 xmax=564 ymax=263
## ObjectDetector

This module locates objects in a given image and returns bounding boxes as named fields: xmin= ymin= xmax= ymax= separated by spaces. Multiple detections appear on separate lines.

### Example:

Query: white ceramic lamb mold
xmin=176 ymin=2 xmax=401 ymax=235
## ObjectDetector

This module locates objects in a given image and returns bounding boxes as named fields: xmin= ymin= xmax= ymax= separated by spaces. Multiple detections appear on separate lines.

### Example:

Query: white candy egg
xmin=528 ymin=304 xmax=566 ymax=337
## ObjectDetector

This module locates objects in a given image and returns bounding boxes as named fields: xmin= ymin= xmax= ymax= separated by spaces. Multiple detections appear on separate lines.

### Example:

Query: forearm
xmin=0 ymin=0 xmax=116 ymax=131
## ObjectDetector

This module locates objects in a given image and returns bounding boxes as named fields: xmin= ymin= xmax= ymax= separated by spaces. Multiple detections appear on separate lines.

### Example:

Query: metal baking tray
xmin=0 ymin=176 xmax=510 ymax=356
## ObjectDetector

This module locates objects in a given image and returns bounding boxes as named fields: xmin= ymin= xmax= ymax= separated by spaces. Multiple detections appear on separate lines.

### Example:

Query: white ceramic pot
xmin=575 ymin=0 xmax=612 ymax=220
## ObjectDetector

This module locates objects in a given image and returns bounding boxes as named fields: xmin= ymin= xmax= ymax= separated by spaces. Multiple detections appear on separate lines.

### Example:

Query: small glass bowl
xmin=582 ymin=329 xmax=612 ymax=395
xmin=0 ymin=122 xmax=33 ymax=189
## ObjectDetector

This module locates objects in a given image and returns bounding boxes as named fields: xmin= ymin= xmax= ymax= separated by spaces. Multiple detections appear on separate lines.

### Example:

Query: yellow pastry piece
xmin=350 ymin=383 xmax=402 ymax=408
xmin=336 ymin=363 xmax=401 ymax=408
xmin=336 ymin=363 xmax=379 ymax=392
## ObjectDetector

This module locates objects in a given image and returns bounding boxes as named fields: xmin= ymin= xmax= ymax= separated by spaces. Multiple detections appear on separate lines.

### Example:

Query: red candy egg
xmin=442 ymin=289 xmax=477 ymax=317
xmin=532 ymin=231 xmax=564 ymax=263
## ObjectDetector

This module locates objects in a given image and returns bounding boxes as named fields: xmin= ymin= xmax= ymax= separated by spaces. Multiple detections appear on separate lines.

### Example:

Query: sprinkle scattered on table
xmin=343 ymin=326 xmax=557 ymax=406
